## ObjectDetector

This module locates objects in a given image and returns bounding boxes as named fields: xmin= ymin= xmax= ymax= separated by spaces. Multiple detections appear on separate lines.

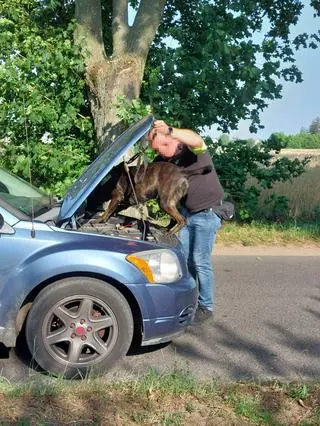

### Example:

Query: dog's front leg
xmin=94 ymin=178 xmax=127 ymax=224
xmin=168 ymin=215 xmax=186 ymax=234
xmin=158 ymin=182 xmax=188 ymax=234
xmin=93 ymin=195 xmax=120 ymax=223
xmin=160 ymin=202 xmax=186 ymax=234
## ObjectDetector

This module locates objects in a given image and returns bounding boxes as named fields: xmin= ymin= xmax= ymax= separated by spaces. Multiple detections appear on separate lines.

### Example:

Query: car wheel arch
xmin=16 ymin=272 xmax=143 ymax=344
xmin=25 ymin=276 xmax=136 ymax=378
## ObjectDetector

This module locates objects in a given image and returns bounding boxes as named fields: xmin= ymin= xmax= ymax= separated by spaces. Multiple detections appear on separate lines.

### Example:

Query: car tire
xmin=25 ymin=277 xmax=133 ymax=379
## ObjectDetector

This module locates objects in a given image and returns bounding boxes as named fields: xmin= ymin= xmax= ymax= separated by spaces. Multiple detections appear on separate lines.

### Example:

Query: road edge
xmin=214 ymin=244 xmax=320 ymax=256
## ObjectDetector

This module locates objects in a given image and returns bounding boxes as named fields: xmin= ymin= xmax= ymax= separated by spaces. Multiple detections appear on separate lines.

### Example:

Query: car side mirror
xmin=0 ymin=213 xmax=14 ymax=235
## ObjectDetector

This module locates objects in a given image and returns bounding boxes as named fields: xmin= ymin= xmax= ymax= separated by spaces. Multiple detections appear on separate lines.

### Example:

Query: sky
xmin=226 ymin=3 xmax=320 ymax=140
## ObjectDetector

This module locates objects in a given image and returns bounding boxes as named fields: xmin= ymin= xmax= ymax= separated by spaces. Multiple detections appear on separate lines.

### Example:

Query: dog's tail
xmin=182 ymin=165 xmax=212 ymax=177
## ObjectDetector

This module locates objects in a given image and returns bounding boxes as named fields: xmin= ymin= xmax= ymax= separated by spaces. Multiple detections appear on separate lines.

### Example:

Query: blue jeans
xmin=178 ymin=208 xmax=221 ymax=311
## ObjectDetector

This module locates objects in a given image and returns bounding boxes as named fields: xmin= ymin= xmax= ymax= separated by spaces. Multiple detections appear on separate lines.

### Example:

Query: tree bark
xmin=86 ymin=55 xmax=145 ymax=150
xmin=75 ymin=0 xmax=166 ymax=151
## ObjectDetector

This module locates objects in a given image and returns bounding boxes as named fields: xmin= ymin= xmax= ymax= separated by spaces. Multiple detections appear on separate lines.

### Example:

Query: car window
xmin=0 ymin=168 xmax=52 ymax=217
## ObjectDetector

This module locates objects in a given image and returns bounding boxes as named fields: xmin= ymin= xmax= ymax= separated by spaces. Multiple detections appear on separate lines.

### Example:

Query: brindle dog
xmin=94 ymin=161 xmax=211 ymax=233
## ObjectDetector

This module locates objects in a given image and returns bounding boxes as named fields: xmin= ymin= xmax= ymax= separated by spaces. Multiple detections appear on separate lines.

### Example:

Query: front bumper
xmin=141 ymin=304 xmax=195 ymax=346
xmin=132 ymin=275 xmax=198 ymax=346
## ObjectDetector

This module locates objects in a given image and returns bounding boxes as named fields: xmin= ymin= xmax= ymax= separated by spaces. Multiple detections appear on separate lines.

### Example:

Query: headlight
xmin=126 ymin=249 xmax=182 ymax=283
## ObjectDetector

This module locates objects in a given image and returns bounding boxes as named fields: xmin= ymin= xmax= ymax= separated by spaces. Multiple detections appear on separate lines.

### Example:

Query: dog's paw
xmin=169 ymin=223 xmax=185 ymax=234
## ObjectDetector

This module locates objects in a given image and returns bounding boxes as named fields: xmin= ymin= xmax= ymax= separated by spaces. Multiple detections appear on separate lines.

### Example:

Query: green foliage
xmin=207 ymin=135 xmax=310 ymax=221
xmin=289 ymin=384 xmax=310 ymax=400
xmin=142 ymin=0 xmax=320 ymax=133
xmin=115 ymin=96 xmax=156 ymax=163
xmin=0 ymin=0 xmax=95 ymax=196
xmin=218 ymin=221 xmax=320 ymax=246
xmin=120 ymin=367 xmax=216 ymax=398
xmin=115 ymin=96 xmax=152 ymax=127
xmin=271 ymin=131 xmax=320 ymax=149
xmin=146 ymin=199 xmax=162 ymax=216
xmin=260 ymin=194 xmax=290 ymax=222
xmin=234 ymin=396 xmax=274 ymax=424
xmin=309 ymin=116 xmax=320 ymax=134
xmin=218 ymin=134 xmax=231 ymax=145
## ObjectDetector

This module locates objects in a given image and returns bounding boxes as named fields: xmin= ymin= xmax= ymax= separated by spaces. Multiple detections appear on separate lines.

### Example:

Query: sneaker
xmin=193 ymin=307 xmax=213 ymax=324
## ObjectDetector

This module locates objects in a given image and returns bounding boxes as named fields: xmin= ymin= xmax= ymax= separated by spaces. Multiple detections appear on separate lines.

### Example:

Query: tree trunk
xmin=86 ymin=55 xmax=145 ymax=151
xmin=75 ymin=0 xmax=166 ymax=151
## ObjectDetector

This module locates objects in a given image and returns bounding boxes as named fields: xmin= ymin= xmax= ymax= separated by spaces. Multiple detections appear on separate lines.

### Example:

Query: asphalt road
xmin=1 ymin=249 xmax=319 ymax=383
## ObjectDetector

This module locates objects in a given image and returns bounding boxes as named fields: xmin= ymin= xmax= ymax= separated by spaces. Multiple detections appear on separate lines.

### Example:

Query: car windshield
xmin=0 ymin=168 xmax=52 ymax=217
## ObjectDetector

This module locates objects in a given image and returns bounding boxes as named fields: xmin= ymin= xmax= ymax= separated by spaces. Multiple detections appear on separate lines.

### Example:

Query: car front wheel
xmin=26 ymin=277 xmax=133 ymax=378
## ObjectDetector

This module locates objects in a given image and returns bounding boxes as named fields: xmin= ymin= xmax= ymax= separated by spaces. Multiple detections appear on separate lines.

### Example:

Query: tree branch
xmin=75 ymin=0 xmax=106 ymax=64
xmin=112 ymin=0 xmax=130 ymax=56
xmin=128 ymin=0 xmax=167 ymax=59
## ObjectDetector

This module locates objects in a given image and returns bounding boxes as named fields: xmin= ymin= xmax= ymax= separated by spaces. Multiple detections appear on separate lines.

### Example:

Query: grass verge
xmin=0 ymin=369 xmax=319 ymax=425
xmin=217 ymin=221 xmax=320 ymax=246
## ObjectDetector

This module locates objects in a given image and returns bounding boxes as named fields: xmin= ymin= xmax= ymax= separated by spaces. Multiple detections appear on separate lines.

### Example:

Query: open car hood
xmin=58 ymin=115 xmax=154 ymax=222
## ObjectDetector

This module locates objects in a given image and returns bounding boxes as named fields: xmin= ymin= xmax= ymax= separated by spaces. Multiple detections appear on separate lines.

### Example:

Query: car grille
xmin=178 ymin=305 xmax=195 ymax=325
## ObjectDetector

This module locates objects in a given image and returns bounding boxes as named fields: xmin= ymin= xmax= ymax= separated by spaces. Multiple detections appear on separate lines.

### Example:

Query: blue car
xmin=0 ymin=116 xmax=197 ymax=378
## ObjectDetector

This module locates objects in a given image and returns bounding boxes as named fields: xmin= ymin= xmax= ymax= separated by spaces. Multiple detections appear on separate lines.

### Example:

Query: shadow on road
xmin=170 ymin=319 xmax=320 ymax=380
xmin=116 ymin=281 xmax=320 ymax=381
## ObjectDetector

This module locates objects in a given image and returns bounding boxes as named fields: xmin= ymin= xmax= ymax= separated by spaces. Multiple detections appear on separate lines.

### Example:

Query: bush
xmin=0 ymin=1 xmax=95 ymax=196
xmin=269 ymin=132 xmax=320 ymax=149
xmin=208 ymin=136 xmax=310 ymax=222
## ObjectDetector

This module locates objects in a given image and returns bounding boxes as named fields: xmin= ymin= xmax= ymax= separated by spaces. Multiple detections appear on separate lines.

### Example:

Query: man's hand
xmin=153 ymin=120 xmax=171 ymax=135
xmin=151 ymin=118 xmax=204 ymax=150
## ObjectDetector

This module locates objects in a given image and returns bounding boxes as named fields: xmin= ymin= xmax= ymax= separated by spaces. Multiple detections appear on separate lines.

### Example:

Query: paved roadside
xmin=214 ymin=244 xmax=320 ymax=256
xmin=112 ymin=251 xmax=320 ymax=382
